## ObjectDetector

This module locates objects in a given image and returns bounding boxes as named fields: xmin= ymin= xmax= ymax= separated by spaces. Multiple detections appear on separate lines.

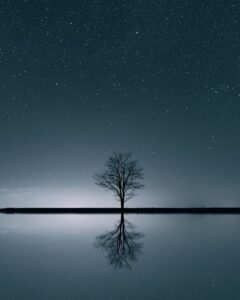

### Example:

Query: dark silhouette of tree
xmin=94 ymin=152 xmax=144 ymax=210
xmin=94 ymin=213 xmax=144 ymax=269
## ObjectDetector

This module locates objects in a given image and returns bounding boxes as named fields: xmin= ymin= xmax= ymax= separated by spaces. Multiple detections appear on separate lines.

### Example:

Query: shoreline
xmin=1 ymin=207 xmax=240 ymax=214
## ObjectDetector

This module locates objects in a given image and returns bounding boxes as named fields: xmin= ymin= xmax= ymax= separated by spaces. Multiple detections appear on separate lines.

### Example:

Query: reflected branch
xmin=94 ymin=213 xmax=144 ymax=269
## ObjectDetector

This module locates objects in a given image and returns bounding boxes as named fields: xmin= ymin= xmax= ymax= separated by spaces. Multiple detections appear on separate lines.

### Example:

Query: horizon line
xmin=1 ymin=207 xmax=240 ymax=214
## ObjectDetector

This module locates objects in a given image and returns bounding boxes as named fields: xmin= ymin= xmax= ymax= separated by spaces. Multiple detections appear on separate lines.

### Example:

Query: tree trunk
xmin=120 ymin=198 xmax=124 ymax=211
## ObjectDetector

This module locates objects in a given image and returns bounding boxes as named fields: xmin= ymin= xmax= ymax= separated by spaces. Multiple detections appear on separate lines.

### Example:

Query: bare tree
xmin=94 ymin=152 xmax=144 ymax=210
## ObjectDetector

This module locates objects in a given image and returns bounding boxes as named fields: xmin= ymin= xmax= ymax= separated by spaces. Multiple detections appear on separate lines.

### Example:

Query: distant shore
xmin=1 ymin=207 xmax=240 ymax=214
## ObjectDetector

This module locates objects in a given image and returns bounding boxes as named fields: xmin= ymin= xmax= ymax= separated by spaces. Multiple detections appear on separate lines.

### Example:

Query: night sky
xmin=1 ymin=0 xmax=240 ymax=207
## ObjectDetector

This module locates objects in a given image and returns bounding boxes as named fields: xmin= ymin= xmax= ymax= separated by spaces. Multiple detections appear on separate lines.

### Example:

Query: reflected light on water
xmin=0 ymin=215 xmax=120 ymax=234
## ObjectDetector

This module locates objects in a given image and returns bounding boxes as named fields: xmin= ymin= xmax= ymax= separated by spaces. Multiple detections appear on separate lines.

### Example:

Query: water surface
xmin=0 ymin=214 xmax=239 ymax=299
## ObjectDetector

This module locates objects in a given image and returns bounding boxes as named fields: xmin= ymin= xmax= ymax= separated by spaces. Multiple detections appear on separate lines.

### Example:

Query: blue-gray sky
xmin=0 ymin=0 xmax=240 ymax=207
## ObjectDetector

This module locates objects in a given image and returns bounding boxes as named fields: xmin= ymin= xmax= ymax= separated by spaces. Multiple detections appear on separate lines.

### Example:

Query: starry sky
xmin=0 ymin=0 xmax=240 ymax=207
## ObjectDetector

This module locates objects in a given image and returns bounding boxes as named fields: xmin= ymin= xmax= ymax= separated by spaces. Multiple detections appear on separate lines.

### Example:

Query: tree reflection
xmin=94 ymin=213 xmax=144 ymax=269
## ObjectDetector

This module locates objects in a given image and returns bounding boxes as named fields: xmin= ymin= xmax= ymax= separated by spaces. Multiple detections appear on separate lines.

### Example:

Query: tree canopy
xmin=94 ymin=152 xmax=144 ymax=209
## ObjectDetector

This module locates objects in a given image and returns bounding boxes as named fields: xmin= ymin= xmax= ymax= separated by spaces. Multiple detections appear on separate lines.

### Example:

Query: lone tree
xmin=94 ymin=152 xmax=144 ymax=210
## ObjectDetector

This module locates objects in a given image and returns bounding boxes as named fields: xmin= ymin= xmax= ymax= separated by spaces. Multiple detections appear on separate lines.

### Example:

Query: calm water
xmin=0 ymin=214 xmax=240 ymax=299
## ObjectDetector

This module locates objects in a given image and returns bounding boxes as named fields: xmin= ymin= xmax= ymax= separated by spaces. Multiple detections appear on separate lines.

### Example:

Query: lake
xmin=0 ymin=214 xmax=239 ymax=299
